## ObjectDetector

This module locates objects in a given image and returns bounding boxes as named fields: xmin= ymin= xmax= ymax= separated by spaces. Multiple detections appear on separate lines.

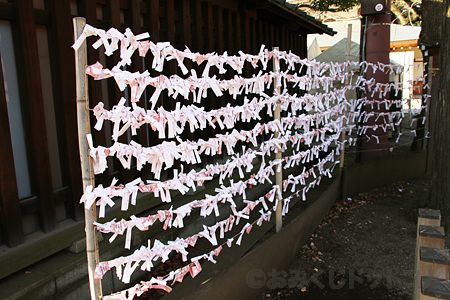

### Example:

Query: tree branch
xmin=391 ymin=2 xmax=409 ymax=25
xmin=393 ymin=0 xmax=421 ymax=24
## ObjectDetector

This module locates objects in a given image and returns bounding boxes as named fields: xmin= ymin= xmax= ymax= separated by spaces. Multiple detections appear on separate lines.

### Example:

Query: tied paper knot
xmin=76 ymin=23 xmax=421 ymax=300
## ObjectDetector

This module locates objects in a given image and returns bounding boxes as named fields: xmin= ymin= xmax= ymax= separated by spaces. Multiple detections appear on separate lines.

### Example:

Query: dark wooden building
xmin=0 ymin=0 xmax=334 ymax=282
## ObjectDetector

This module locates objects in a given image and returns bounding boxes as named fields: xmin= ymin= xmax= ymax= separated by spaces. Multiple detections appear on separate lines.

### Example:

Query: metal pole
xmin=73 ymin=17 xmax=103 ymax=300
xmin=273 ymin=47 xmax=283 ymax=233
xmin=340 ymin=24 xmax=352 ymax=170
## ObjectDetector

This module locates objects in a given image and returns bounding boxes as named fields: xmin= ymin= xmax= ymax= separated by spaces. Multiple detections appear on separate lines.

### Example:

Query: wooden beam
xmin=250 ymin=17 xmax=256 ymax=54
xmin=213 ymin=4 xmax=226 ymax=146
xmin=213 ymin=5 xmax=224 ymax=54
xmin=192 ymin=0 xmax=203 ymax=52
xmin=0 ymin=2 xmax=14 ymax=21
xmin=119 ymin=0 xmax=129 ymax=9
xmin=243 ymin=10 xmax=250 ymax=54
xmin=106 ymin=0 xmax=121 ymax=61
xmin=130 ymin=0 xmax=142 ymax=38
xmin=232 ymin=9 xmax=243 ymax=133
xmin=0 ymin=50 xmax=24 ymax=247
xmin=203 ymin=1 xmax=214 ymax=163
xmin=166 ymin=0 xmax=175 ymax=45
xmin=270 ymin=23 xmax=274 ymax=49
xmin=301 ymin=34 xmax=307 ymax=59
xmin=287 ymin=30 xmax=291 ymax=52
xmin=166 ymin=0 xmax=181 ymax=174
xmin=0 ymin=220 xmax=85 ymax=279
xmin=203 ymin=2 xmax=214 ymax=52
xmin=180 ymin=0 xmax=195 ymax=146
xmin=107 ymin=0 xmax=134 ymax=184
xmin=182 ymin=0 xmax=192 ymax=48
xmin=191 ymin=0 xmax=204 ymax=53
xmin=291 ymin=30 xmax=295 ymax=54
xmin=262 ymin=21 xmax=267 ymax=49
xmin=143 ymin=0 xmax=160 ymax=160
xmin=34 ymin=8 xmax=52 ymax=25
xmin=149 ymin=0 xmax=159 ymax=42
xmin=257 ymin=20 xmax=263 ymax=51
xmin=15 ymin=0 xmax=56 ymax=232
xmin=274 ymin=25 xmax=279 ymax=48
xmin=224 ymin=9 xmax=233 ymax=54
xmin=129 ymin=0 xmax=152 ymax=180
xmin=234 ymin=11 xmax=241 ymax=54
xmin=293 ymin=32 xmax=298 ymax=55
xmin=47 ymin=0 xmax=84 ymax=221
xmin=140 ymin=1 xmax=147 ymax=15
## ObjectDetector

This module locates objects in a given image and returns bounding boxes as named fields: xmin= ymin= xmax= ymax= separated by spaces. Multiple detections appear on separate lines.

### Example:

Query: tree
xmin=290 ymin=0 xmax=450 ymax=228
xmin=289 ymin=0 xmax=422 ymax=26
xmin=419 ymin=0 xmax=450 ymax=230
xmin=391 ymin=0 xmax=421 ymax=26
xmin=293 ymin=0 xmax=360 ymax=12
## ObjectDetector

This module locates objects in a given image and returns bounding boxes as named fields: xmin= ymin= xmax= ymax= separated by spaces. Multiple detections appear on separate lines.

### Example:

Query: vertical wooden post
xmin=193 ymin=0 xmax=203 ymax=52
xmin=273 ymin=47 xmax=282 ymax=233
xmin=16 ymin=0 xmax=57 ymax=233
xmin=414 ymin=225 xmax=445 ymax=300
xmin=413 ymin=209 xmax=442 ymax=300
xmin=340 ymin=24 xmax=352 ymax=171
xmin=418 ymin=208 xmax=441 ymax=227
xmin=73 ymin=17 xmax=103 ymax=300
xmin=419 ymin=247 xmax=450 ymax=279
xmin=0 ymin=50 xmax=24 ymax=247
xmin=48 ymin=0 xmax=84 ymax=221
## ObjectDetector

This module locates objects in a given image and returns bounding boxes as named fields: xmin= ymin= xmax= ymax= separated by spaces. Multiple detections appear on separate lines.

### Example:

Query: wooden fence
xmin=0 ymin=0 xmax=333 ymax=280
xmin=413 ymin=208 xmax=450 ymax=299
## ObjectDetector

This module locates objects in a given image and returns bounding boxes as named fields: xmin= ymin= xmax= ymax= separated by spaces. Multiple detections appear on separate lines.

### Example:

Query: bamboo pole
xmin=273 ymin=47 xmax=283 ymax=233
xmin=73 ymin=17 xmax=103 ymax=300
xmin=339 ymin=24 xmax=352 ymax=171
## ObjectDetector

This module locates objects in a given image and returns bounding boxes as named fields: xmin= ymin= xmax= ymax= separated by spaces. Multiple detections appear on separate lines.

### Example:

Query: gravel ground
xmin=255 ymin=174 xmax=447 ymax=299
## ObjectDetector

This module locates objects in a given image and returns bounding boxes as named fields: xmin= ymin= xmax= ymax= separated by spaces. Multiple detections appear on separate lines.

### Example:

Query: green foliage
xmin=292 ymin=0 xmax=422 ymax=26
xmin=308 ymin=0 xmax=361 ymax=11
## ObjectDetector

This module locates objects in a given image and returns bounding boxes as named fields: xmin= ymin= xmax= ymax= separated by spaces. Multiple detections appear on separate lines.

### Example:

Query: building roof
xmin=313 ymin=37 xmax=400 ymax=66
xmin=307 ymin=37 xmax=321 ymax=59
xmin=271 ymin=0 xmax=336 ymax=35
xmin=313 ymin=37 xmax=360 ymax=69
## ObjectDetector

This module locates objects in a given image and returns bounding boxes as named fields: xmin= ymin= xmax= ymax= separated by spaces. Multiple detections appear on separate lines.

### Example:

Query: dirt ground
xmin=255 ymin=174 xmax=445 ymax=300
